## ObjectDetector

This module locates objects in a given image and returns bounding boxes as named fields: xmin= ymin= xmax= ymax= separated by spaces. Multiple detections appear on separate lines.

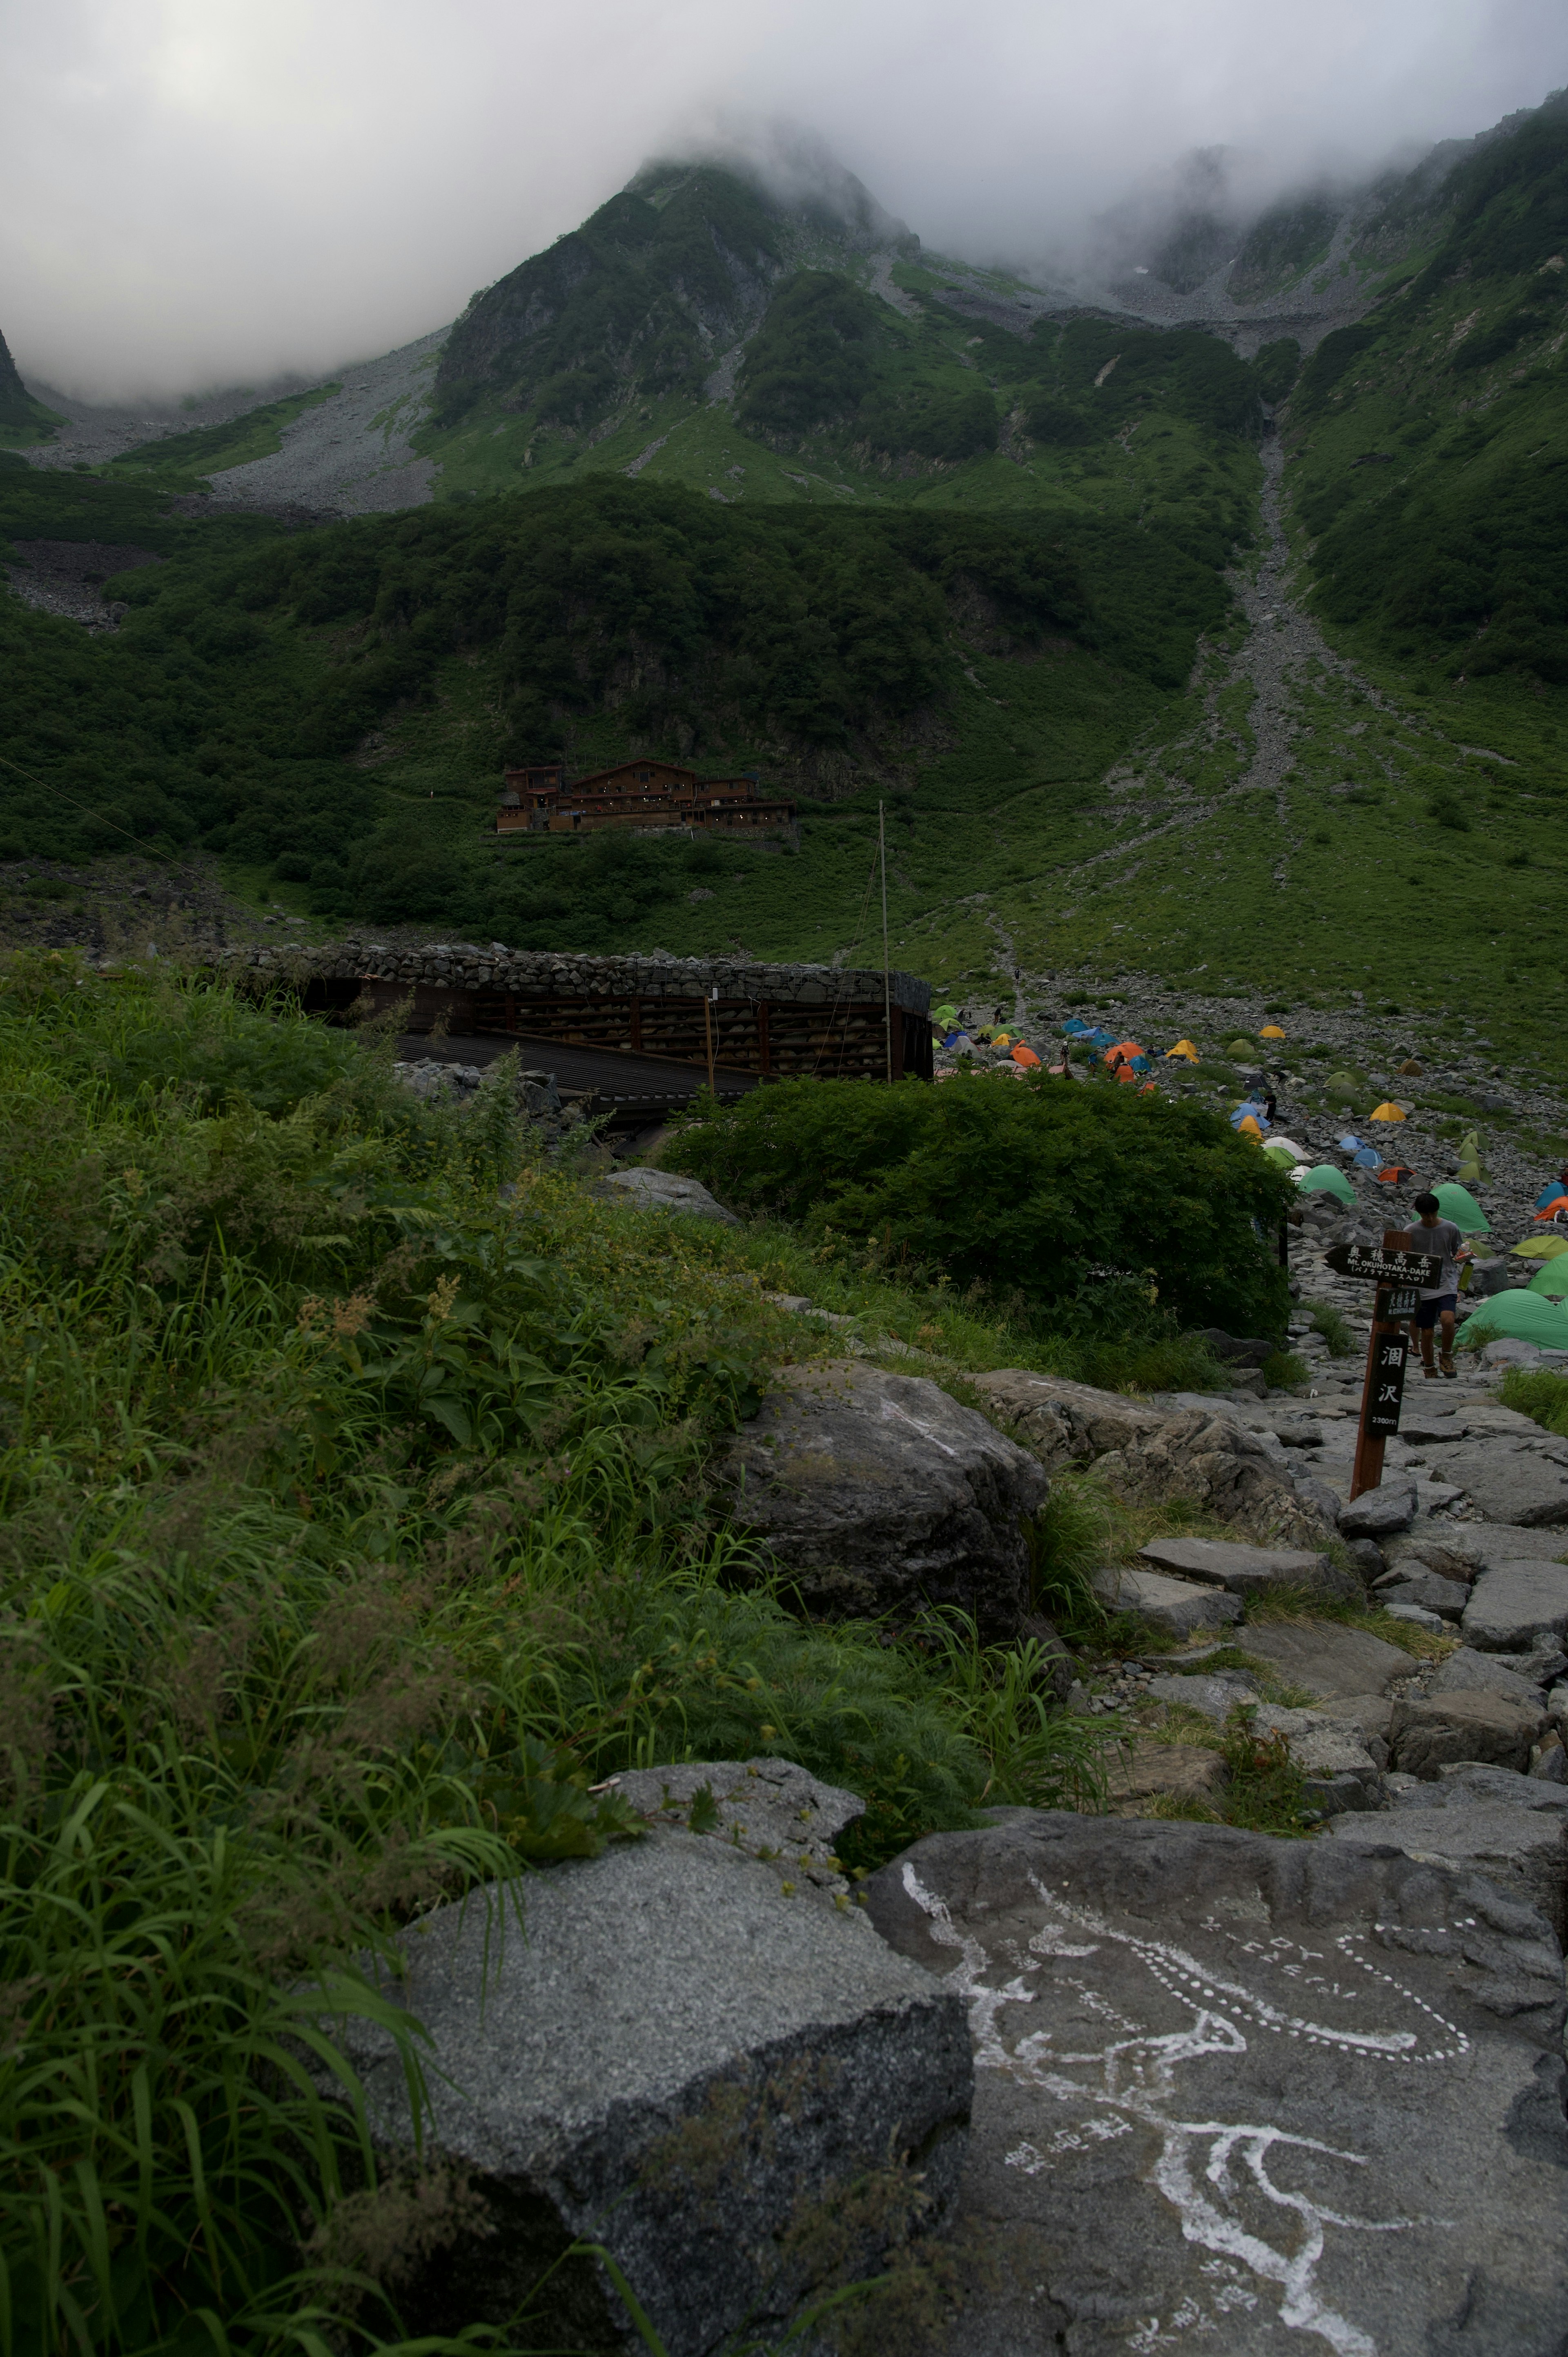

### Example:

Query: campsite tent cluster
xmin=929 ymin=998 xmax=1568 ymax=1355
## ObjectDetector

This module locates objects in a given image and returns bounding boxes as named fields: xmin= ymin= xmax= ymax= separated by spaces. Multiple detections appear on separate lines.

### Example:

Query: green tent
xmin=1434 ymin=1182 xmax=1489 ymax=1234
xmin=1528 ymin=1262 xmax=1568 ymax=1300
xmin=1227 ymin=1037 xmax=1254 ymax=1056
xmin=1298 ymin=1163 xmax=1356 ymax=1206
xmin=1461 ymin=1290 xmax=1568 ymax=1349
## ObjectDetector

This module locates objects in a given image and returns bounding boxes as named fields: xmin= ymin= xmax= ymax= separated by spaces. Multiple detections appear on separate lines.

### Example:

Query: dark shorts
xmin=1414 ymin=1292 xmax=1458 ymax=1328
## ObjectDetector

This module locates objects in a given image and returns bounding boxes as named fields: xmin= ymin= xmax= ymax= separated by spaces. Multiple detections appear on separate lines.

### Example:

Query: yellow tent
xmin=1260 ymin=1024 xmax=1286 ymax=1039
xmin=1370 ymin=1101 xmax=1406 ymax=1123
xmin=1237 ymin=1115 xmax=1263 ymax=1138
xmin=1165 ymin=1039 xmax=1199 ymax=1061
xmin=1513 ymin=1235 xmax=1568 ymax=1260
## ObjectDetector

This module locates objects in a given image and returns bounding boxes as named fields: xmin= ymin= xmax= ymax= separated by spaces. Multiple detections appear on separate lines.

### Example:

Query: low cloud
xmin=2 ymin=0 xmax=1561 ymax=404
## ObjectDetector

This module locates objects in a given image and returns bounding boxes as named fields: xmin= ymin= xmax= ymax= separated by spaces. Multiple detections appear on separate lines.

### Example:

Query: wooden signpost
xmin=1323 ymin=1235 xmax=1445 ymax=1499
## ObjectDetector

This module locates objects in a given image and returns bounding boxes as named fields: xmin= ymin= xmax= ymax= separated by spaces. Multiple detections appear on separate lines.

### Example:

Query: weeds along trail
xmin=0 ymin=954 xmax=1138 ymax=2356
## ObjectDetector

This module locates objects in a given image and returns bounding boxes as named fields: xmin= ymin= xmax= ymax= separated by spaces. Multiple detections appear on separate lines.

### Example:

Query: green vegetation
xmin=667 ymin=1072 xmax=1293 ymax=1339
xmin=433 ymin=165 xmax=787 ymax=432
xmin=0 ymin=328 xmax=63 ymax=446
xmin=1499 ymin=1363 xmax=1568 ymax=1436
xmin=104 ymin=383 xmax=343 ymax=486
xmin=0 ymin=955 xmax=1134 ymax=2354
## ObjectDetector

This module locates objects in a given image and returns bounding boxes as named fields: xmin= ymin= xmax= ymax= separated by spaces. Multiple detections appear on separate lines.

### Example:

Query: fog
xmin=3 ymin=0 xmax=1563 ymax=404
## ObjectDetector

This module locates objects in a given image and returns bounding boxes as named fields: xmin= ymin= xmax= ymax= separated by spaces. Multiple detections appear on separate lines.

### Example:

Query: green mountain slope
xmin=0 ymin=326 xmax=65 ymax=446
xmin=0 ymin=108 xmax=1564 ymax=1050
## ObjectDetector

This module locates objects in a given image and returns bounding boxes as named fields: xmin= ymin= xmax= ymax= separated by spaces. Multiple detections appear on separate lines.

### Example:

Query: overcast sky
xmin=3 ymin=0 xmax=1563 ymax=404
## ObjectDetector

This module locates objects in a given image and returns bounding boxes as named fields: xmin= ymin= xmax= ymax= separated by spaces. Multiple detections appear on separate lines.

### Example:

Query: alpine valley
xmin=2 ymin=95 xmax=1565 ymax=1047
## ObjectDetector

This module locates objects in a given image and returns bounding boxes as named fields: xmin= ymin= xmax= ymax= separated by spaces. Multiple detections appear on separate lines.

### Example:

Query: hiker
xmin=1263 ymin=1090 xmax=1278 ymax=1125
xmin=1410 ymin=1191 xmax=1471 ymax=1379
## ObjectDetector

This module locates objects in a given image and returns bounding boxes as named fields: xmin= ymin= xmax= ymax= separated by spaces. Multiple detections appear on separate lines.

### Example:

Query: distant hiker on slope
xmin=1411 ymin=1191 xmax=1471 ymax=1380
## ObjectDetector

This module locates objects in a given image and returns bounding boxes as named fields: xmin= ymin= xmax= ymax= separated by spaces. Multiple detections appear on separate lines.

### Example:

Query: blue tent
xmin=1338 ymin=1134 xmax=1363 ymax=1153
xmin=1351 ymin=1146 xmax=1381 ymax=1170
xmin=1537 ymin=1183 xmax=1567 ymax=1210
xmin=1230 ymin=1102 xmax=1269 ymax=1131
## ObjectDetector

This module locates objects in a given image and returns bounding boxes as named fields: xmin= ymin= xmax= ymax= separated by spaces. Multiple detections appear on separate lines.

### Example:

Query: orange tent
xmin=1237 ymin=1115 xmax=1263 ymax=1138
xmin=1138 ymin=1080 xmax=1158 ymax=1095
xmin=1011 ymin=1044 xmax=1041 ymax=1069
xmin=1534 ymin=1196 xmax=1568 ymax=1222
xmin=1260 ymin=1024 xmax=1286 ymax=1039
xmin=1115 ymin=1065 xmax=1136 ymax=1084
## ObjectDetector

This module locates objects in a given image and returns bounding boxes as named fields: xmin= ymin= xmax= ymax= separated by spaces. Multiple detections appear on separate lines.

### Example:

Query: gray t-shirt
xmin=1413 ymin=1218 xmax=1463 ymax=1298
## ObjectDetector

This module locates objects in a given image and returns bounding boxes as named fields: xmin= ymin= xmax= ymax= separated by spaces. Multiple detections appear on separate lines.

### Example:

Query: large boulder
xmin=713 ymin=1361 xmax=1049 ymax=1636
xmin=865 ymin=1812 xmax=1567 ymax=2353
xmin=969 ymin=1374 xmax=1334 ymax=1551
xmin=593 ymin=1167 xmax=740 ymax=1224
xmin=966 ymin=1370 xmax=1164 ymax=1469
xmin=1430 ymin=1648 xmax=1549 ymax=1708
xmin=1390 ymin=1690 xmax=1548 ymax=1778
xmin=1328 ymin=1804 xmax=1568 ymax=1942
xmin=311 ymin=1822 xmax=972 ymax=2353
xmin=1462 ymin=1560 xmax=1568 ymax=1652
xmin=1442 ymin=1443 xmax=1568 ymax=1526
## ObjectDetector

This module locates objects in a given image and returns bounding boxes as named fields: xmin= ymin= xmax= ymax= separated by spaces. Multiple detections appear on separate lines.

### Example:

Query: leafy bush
xmin=668 ymin=1072 xmax=1292 ymax=1338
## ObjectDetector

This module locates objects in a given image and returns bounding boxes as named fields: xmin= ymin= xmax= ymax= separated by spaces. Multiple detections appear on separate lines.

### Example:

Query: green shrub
xmin=1499 ymin=1365 xmax=1568 ymax=1436
xmin=669 ymin=1072 xmax=1292 ymax=1338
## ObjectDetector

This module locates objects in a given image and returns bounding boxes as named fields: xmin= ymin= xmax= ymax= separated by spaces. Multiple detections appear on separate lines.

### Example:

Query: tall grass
xmin=0 ymin=956 xmax=1114 ymax=2354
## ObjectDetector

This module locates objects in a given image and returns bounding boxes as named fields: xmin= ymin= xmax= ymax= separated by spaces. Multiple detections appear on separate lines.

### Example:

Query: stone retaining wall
xmin=218 ymin=938 xmax=931 ymax=1016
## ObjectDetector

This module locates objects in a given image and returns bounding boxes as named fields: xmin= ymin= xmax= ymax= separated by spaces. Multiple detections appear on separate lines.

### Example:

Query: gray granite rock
xmin=1337 ymin=1480 xmax=1419 ymax=1537
xmin=1229 ymin=1618 xmax=1413 ymax=1698
xmin=714 ymin=1360 xmax=1048 ymax=1637
xmin=1288 ymin=1724 xmax=1389 ymax=1815
xmin=1327 ymin=1804 xmax=1568 ymax=1942
xmin=1377 ymin=1570 xmax=1470 ymax=1618
xmin=865 ymin=1813 xmax=1567 ymax=2355
xmin=593 ymin=1167 xmax=740 ymax=1224
xmin=1462 ymin=1559 xmax=1568 ymax=1652
xmin=1136 ymin=1534 xmax=1357 ymax=1602
xmin=1470 ymin=1524 xmax=1568 ymax=1568
xmin=1089 ymin=1564 xmax=1242 ymax=1638
xmin=1400 ymin=1763 xmax=1568 ymax=1813
xmin=1430 ymin=1649 xmax=1548 ymax=1709
xmin=607 ymin=1757 xmax=863 ymax=1904
xmin=1145 ymin=1670 xmax=1258 ymax=1725
xmin=311 ymin=1829 xmax=971 ymax=2353
xmin=1442 ymin=1443 xmax=1568 ymax=1525
xmin=969 ymin=1375 xmax=1334 ymax=1552
xmin=1390 ymin=1691 xmax=1548 ymax=1778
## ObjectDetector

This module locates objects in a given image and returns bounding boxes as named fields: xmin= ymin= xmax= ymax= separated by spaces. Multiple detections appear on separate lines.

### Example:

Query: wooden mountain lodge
xmin=498 ymin=760 xmax=795 ymax=839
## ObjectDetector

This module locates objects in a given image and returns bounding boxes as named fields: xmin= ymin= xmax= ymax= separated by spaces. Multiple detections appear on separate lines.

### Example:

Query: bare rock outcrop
xmin=969 ymin=1371 xmax=1336 ymax=1555
xmin=713 ymin=1360 xmax=1049 ymax=1637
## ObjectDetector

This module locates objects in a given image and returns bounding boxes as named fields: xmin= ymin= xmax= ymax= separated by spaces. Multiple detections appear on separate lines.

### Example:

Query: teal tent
xmin=1434 ymin=1182 xmax=1489 ymax=1234
xmin=1297 ymin=1164 xmax=1356 ymax=1206
xmin=1461 ymin=1291 xmax=1568 ymax=1349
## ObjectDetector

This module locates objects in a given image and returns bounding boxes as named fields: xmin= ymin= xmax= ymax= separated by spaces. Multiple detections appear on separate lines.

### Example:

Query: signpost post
xmin=1322 ymin=1236 xmax=1444 ymax=1499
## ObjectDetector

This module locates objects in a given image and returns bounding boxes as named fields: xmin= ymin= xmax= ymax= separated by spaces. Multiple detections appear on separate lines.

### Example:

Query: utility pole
xmin=879 ymin=800 xmax=892 ymax=1084
xmin=703 ymin=985 xmax=717 ymax=1096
